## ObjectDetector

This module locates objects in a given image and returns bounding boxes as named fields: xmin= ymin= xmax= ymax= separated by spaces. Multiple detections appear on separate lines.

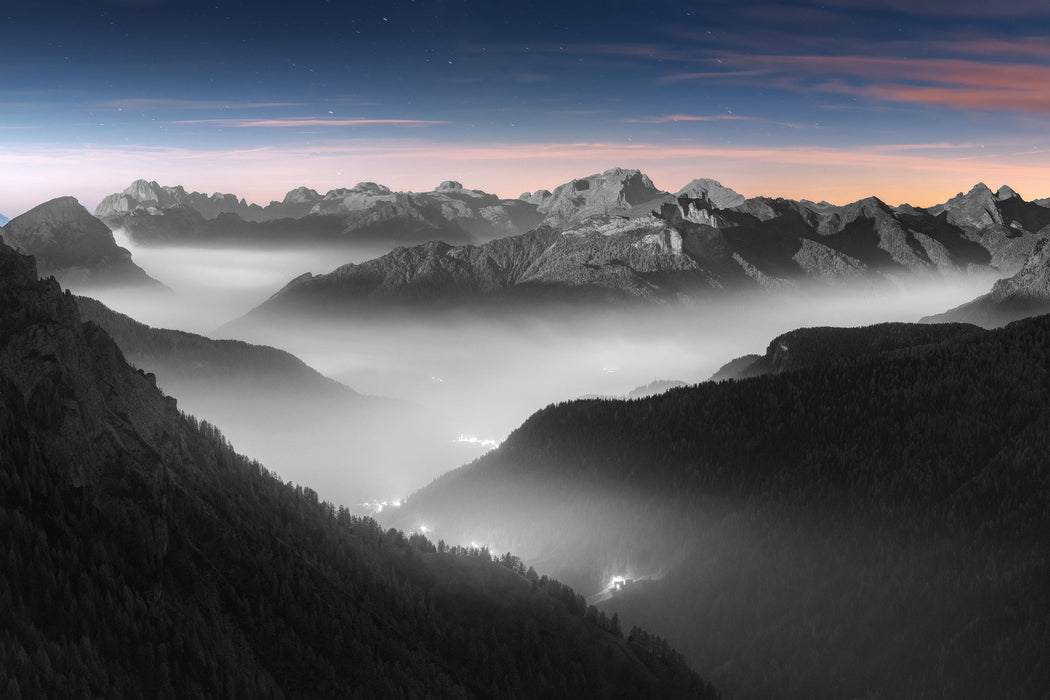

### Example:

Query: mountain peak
xmin=282 ymin=186 xmax=321 ymax=204
xmin=4 ymin=196 xmax=161 ymax=288
xmin=436 ymin=180 xmax=464 ymax=191
xmin=995 ymin=185 xmax=1020 ymax=201
xmin=539 ymin=168 xmax=665 ymax=226
xmin=675 ymin=178 xmax=746 ymax=209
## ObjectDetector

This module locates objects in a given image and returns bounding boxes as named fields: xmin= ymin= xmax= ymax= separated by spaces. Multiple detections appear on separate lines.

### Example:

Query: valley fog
xmin=87 ymin=236 xmax=996 ymax=506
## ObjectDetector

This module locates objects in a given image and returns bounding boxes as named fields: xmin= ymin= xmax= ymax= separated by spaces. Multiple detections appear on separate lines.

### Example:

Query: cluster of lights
xmin=357 ymin=498 xmax=403 ymax=514
xmin=453 ymin=434 xmax=501 ymax=449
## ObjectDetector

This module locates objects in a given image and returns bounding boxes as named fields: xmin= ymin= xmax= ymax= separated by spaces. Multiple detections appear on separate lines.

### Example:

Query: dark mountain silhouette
xmin=389 ymin=318 xmax=1050 ymax=699
xmin=922 ymin=238 xmax=1050 ymax=328
xmin=0 ymin=239 xmax=715 ymax=699
xmin=1 ymin=197 xmax=162 ymax=288
xmin=709 ymin=322 xmax=980 ymax=380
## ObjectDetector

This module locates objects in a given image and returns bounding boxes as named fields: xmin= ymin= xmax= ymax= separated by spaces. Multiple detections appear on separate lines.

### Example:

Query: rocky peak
xmin=929 ymin=182 xmax=1003 ymax=228
xmin=123 ymin=179 xmax=163 ymax=202
xmin=675 ymin=178 xmax=746 ymax=209
xmin=436 ymin=181 xmax=463 ymax=192
xmin=351 ymin=182 xmax=392 ymax=195
xmin=539 ymin=168 xmax=666 ymax=227
xmin=995 ymin=185 xmax=1020 ymax=201
xmin=3 ymin=197 xmax=161 ymax=288
xmin=282 ymin=186 xmax=321 ymax=204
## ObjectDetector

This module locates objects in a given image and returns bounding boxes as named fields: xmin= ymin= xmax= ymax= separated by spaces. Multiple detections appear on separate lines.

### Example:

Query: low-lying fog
xmin=85 ymin=234 xmax=998 ymax=508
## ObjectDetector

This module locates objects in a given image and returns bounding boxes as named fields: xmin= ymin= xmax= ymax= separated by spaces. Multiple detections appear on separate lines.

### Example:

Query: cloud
xmin=669 ymin=54 xmax=1050 ymax=115
xmin=103 ymin=99 xmax=304 ymax=111
xmin=166 ymin=118 xmax=450 ymax=127
xmin=623 ymin=114 xmax=807 ymax=128
xmin=623 ymin=114 xmax=753 ymax=123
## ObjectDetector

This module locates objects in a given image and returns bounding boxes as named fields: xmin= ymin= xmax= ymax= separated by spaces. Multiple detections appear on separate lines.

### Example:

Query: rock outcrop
xmin=922 ymin=238 xmax=1050 ymax=327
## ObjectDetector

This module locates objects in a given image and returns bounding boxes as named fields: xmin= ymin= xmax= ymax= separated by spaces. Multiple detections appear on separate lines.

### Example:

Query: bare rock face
xmin=929 ymin=183 xmax=1003 ymax=229
xmin=95 ymin=179 xmax=262 ymax=221
xmin=675 ymin=178 xmax=746 ymax=209
xmin=538 ymin=168 xmax=667 ymax=227
xmin=923 ymin=238 xmax=1050 ymax=327
xmin=1 ymin=197 xmax=162 ymax=289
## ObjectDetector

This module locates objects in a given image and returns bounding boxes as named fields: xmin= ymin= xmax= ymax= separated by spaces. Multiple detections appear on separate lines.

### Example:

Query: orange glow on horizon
xmin=1 ymin=139 xmax=1048 ymax=217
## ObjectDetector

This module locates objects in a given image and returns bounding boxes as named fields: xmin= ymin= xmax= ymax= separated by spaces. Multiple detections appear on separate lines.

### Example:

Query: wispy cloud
xmin=624 ymin=114 xmax=753 ymax=123
xmin=103 ymin=98 xmax=304 ymax=110
xmin=166 ymin=118 xmax=450 ymax=127
xmin=623 ymin=114 xmax=808 ymax=128
xmin=668 ymin=54 xmax=1050 ymax=115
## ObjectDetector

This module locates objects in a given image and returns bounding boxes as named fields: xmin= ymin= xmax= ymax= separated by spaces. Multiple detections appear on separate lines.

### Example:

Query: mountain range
xmin=95 ymin=178 xmax=545 ymax=247
xmin=0 ymin=197 xmax=162 ymax=289
xmin=0 ymin=238 xmax=715 ymax=698
xmin=230 ymin=176 xmax=1050 ymax=323
xmin=387 ymin=318 xmax=1050 ymax=699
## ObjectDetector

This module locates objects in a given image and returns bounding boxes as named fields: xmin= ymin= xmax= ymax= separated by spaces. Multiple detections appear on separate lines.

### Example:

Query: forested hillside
xmin=392 ymin=318 xmax=1050 ymax=699
xmin=0 ymin=242 xmax=714 ymax=699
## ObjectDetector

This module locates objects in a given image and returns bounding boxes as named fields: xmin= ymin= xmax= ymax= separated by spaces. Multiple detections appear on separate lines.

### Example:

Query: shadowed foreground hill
xmin=392 ymin=319 xmax=1050 ymax=699
xmin=0 ymin=242 xmax=714 ymax=699
xmin=709 ymin=321 xmax=981 ymax=380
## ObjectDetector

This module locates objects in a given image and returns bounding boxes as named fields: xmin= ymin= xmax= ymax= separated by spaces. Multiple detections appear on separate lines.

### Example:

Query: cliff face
xmin=923 ymin=238 xmax=1050 ymax=327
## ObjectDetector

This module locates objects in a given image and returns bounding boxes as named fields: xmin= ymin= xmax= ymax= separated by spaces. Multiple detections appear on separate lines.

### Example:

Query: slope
xmin=0 ymin=240 xmax=714 ymax=699
xmin=72 ymin=295 xmax=460 ymax=505
xmin=390 ymin=318 xmax=1050 ymax=699
xmin=922 ymin=238 xmax=1050 ymax=327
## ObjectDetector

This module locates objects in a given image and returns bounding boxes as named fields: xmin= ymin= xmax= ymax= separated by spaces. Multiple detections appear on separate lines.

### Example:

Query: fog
xmin=83 ymin=234 xmax=998 ymax=508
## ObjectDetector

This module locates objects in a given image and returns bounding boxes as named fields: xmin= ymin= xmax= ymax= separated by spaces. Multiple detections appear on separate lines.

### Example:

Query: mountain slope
xmin=709 ymin=322 xmax=981 ymax=380
xmin=389 ymin=318 xmax=1050 ymax=699
xmin=0 ymin=240 xmax=714 ymax=699
xmin=1 ymin=197 xmax=162 ymax=288
xmin=72 ymin=295 xmax=463 ymax=504
xmin=922 ymin=238 xmax=1050 ymax=327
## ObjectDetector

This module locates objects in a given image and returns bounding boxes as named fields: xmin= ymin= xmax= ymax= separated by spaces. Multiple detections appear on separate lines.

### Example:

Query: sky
xmin=2 ymin=0 xmax=1050 ymax=217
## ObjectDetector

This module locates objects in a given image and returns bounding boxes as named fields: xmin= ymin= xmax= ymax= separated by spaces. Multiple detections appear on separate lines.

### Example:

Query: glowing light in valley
xmin=454 ymin=434 xmax=501 ymax=449
xmin=358 ymin=498 xmax=403 ymax=514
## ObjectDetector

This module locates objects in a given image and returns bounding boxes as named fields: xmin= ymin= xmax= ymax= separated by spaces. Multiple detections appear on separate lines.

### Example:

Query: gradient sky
xmin=2 ymin=0 xmax=1050 ymax=217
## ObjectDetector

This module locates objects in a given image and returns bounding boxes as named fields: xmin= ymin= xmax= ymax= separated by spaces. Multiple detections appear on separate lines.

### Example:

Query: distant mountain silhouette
xmin=0 ymin=239 xmax=715 ymax=699
xmin=1 ymin=196 xmax=162 ymax=288
xmin=922 ymin=238 xmax=1050 ymax=327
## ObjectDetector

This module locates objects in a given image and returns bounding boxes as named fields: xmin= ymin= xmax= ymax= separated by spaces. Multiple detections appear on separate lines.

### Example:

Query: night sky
xmin=3 ymin=0 xmax=1050 ymax=216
